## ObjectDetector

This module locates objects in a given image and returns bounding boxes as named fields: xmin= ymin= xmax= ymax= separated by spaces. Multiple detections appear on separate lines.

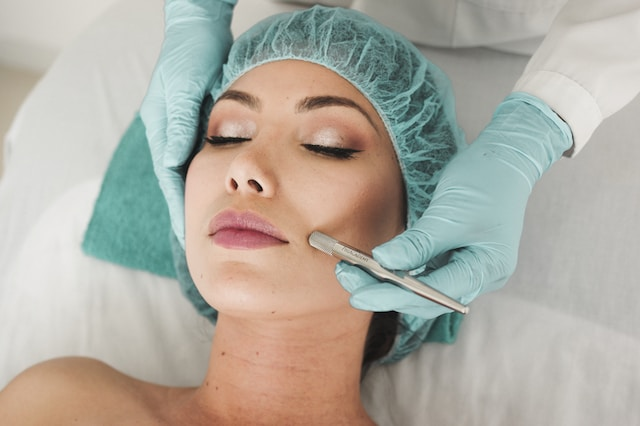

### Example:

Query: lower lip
xmin=211 ymin=229 xmax=287 ymax=249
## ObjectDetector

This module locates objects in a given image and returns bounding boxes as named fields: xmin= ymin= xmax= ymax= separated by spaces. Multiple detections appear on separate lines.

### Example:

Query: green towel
xmin=82 ymin=114 xmax=176 ymax=278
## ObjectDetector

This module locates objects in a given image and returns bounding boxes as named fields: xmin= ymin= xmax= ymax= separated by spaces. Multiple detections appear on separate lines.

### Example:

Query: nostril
xmin=230 ymin=178 xmax=239 ymax=190
xmin=248 ymin=179 xmax=263 ymax=192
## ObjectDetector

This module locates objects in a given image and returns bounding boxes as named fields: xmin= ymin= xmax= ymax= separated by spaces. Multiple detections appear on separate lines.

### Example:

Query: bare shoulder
xmin=0 ymin=357 xmax=175 ymax=425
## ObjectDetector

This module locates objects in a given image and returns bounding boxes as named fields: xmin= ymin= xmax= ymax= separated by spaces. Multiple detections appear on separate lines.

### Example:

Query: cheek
xmin=184 ymin=156 xmax=208 ymax=225
xmin=184 ymin=152 xmax=227 ymax=248
xmin=296 ymin=163 xmax=405 ymax=252
xmin=185 ymin=151 xmax=228 ymax=206
xmin=351 ymin=174 xmax=405 ymax=243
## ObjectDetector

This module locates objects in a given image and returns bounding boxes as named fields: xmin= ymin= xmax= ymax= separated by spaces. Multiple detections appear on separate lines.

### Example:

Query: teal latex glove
xmin=140 ymin=0 xmax=236 ymax=246
xmin=337 ymin=93 xmax=573 ymax=319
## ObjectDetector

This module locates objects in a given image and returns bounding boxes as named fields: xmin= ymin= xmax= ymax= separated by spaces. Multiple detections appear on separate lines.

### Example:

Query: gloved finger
xmin=350 ymin=284 xmax=452 ymax=319
xmin=165 ymin=92 xmax=206 ymax=169
xmin=154 ymin=165 xmax=186 ymax=246
xmin=420 ymin=246 xmax=514 ymax=304
xmin=335 ymin=262 xmax=379 ymax=293
xmin=371 ymin=227 xmax=434 ymax=271
xmin=336 ymin=262 xmax=413 ymax=311
xmin=140 ymin=88 xmax=169 ymax=166
xmin=372 ymin=214 xmax=462 ymax=271
xmin=336 ymin=262 xmax=453 ymax=318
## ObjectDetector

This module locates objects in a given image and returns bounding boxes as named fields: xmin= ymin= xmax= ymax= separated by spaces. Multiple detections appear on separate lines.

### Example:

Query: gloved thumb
xmin=373 ymin=223 xmax=447 ymax=271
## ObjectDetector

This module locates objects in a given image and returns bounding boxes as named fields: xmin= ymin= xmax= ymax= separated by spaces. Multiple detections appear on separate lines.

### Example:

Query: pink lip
xmin=208 ymin=210 xmax=289 ymax=250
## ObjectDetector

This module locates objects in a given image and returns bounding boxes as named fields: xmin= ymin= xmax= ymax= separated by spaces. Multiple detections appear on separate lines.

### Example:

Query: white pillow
xmin=0 ymin=180 xmax=212 ymax=388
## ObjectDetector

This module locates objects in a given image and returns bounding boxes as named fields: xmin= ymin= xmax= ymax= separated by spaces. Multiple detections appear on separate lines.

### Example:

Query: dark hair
xmin=361 ymin=311 xmax=399 ymax=377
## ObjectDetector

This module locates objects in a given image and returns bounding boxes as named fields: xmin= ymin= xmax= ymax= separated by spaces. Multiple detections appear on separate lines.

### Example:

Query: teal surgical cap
xmin=182 ymin=5 xmax=467 ymax=363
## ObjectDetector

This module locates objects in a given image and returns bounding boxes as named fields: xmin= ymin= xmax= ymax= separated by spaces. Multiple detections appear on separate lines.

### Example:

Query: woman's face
xmin=185 ymin=60 xmax=405 ymax=320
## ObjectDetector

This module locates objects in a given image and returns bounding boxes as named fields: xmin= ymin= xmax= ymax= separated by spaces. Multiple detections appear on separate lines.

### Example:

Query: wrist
xmin=474 ymin=92 xmax=573 ymax=188
xmin=494 ymin=92 xmax=572 ymax=160
xmin=165 ymin=0 xmax=236 ymax=24
xmin=500 ymin=92 xmax=573 ymax=157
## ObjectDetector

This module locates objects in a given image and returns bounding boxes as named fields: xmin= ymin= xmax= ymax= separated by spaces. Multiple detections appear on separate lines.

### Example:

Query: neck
xmin=187 ymin=310 xmax=375 ymax=425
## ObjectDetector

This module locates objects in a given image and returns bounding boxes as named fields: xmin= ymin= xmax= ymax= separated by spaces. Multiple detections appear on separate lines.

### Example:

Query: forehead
xmin=224 ymin=60 xmax=389 ymax=134
xmin=226 ymin=61 xmax=367 ymax=103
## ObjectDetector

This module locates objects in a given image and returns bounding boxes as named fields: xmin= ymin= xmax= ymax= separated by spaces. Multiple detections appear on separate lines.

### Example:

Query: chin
xmin=200 ymin=279 xmax=352 ymax=321
xmin=190 ymin=252 xmax=352 ymax=318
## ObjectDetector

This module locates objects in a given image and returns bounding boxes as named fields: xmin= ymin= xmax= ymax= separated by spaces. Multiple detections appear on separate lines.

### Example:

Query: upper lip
xmin=208 ymin=209 xmax=289 ymax=242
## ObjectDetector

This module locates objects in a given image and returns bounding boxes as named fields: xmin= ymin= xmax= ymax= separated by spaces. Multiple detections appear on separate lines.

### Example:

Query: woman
xmin=0 ymin=6 xmax=464 ymax=424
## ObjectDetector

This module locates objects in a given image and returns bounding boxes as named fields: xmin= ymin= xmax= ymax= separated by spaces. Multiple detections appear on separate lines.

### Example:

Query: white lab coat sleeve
xmin=513 ymin=0 xmax=640 ymax=155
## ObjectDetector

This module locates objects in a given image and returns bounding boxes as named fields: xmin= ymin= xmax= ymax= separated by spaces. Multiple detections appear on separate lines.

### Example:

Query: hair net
xmin=183 ymin=5 xmax=467 ymax=363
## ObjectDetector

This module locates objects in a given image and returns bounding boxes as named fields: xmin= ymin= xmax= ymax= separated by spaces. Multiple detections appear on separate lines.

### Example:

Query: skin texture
xmin=0 ymin=61 xmax=405 ymax=425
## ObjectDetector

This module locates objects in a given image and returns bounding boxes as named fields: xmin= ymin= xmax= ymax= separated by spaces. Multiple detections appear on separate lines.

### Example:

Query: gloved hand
xmin=337 ymin=93 xmax=573 ymax=319
xmin=141 ymin=0 xmax=236 ymax=246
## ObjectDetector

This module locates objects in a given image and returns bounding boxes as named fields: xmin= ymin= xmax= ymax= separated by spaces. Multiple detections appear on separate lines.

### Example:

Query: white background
xmin=0 ymin=0 xmax=122 ymax=72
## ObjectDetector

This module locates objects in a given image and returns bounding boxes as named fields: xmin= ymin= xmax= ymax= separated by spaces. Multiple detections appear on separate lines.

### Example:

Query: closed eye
xmin=204 ymin=136 xmax=252 ymax=146
xmin=302 ymin=144 xmax=361 ymax=159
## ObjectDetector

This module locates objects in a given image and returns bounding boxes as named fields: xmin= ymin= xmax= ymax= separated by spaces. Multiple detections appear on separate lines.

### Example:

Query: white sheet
xmin=1 ymin=0 xmax=639 ymax=424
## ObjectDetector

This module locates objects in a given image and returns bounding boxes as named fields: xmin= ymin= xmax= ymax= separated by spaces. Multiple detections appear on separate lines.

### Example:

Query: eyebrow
xmin=216 ymin=90 xmax=380 ymax=133
xmin=296 ymin=96 xmax=380 ymax=133
xmin=216 ymin=90 xmax=262 ymax=111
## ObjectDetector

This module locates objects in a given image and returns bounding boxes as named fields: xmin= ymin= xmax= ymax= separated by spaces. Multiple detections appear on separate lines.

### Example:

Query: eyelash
xmin=204 ymin=136 xmax=360 ymax=159
xmin=204 ymin=136 xmax=251 ymax=146
xmin=302 ymin=144 xmax=361 ymax=160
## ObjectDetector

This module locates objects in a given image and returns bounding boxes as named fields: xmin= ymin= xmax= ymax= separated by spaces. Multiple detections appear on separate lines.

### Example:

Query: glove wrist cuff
xmin=501 ymin=92 xmax=573 ymax=158
xmin=165 ymin=0 xmax=236 ymax=24
xmin=488 ymin=92 xmax=573 ymax=174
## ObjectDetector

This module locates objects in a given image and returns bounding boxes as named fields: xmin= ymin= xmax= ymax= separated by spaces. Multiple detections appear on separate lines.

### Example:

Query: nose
xmin=225 ymin=145 xmax=276 ymax=197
